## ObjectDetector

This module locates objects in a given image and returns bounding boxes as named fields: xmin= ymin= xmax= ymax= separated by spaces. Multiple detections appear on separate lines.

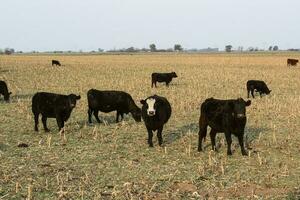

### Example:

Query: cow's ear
xmin=140 ymin=100 xmax=146 ymax=105
xmin=245 ymin=100 xmax=251 ymax=107
xmin=269 ymin=90 xmax=272 ymax=93
xmin=9 ymin=92 xmax=12 ymax=95
xmin=76 ymin=95 xmax=81 ymax=100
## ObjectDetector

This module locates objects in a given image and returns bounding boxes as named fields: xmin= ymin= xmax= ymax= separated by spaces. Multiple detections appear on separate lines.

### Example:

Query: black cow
xmin=87 ymin=89 xmax=141 ymax=124
xmin=151 ymin=72 xmax=178 ymax=88
xmin=32 ymin=92 xmax=81 ymax=132
xmin=287 ymin=58 xmax=298 ymax=66
xmin=198 ymin=98 xmax=251 ymax=156
xmin=0 ymin=81 xmax=11 ymax=102
xmin=140 ymin=95 xmax=171 ymax=147
xmin=52 ymin=60 xmax=61 ymax=66
xmin=247 ymin=80 xmax=271 ymax=98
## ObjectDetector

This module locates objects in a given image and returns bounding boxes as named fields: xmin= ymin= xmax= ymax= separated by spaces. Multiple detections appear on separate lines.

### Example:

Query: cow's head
xmin=4 ymin=92 xmax=11 ymax=102
xmin=68 ymin=94 xmax=81 ymax=108
xmin=131 ymin=107 xmax=142 ymax=122
xmin=140 ymin=97 xmax=157 ymax=116
xmin=171 ymin=72 xmax=178 ymax=78
xmin=227 ymin=98 xmax=251 ymax=119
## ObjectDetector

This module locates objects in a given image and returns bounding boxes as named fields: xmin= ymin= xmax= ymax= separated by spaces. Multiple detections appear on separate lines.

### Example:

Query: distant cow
xmin=198 ymin=98 xmax=251 ymax=156
xmin=32 ymin=92 xmax=81 ymax=132
xmin=151 ymin=72 xmax=178 ymax=88
xmin=140 ymin=95 xmax=171 ymax=147
xmin=52 ymin=60 xmax=61 ymax=66
xmin=87 ymin=89 xmax=141 ymax=124
xmin=0 ymin=81 xmax=11 ymax=102
xmin=287 ymin=59 xmax=298 ymax=66
xmin=247 ymin=80 xmax=271 ymax=98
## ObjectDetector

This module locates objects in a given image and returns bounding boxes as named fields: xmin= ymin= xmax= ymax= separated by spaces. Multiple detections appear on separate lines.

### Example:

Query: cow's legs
xmin=42 ymin=116 xmax=50 ymax=132
xmin=88 ymin=108 xmax=93 ymax=123
xmin=157 ymin=127 xmax=163 ymax=146
xmin=247 ymin=89 xmax=250 ymax=98
xmin=251 ymin=89 xmax=255 ymax=98
xmin=147 ymin=127 xmax=154 ymax=147
xmin=93 ymin=110 xmax=101 ymax=123
xmin=56 ymin=115 xmax=64 ymax=132
xmin=238 ymin=134 xmax=248 ymax=156
xmin=116 ymin=111 xmax=123 ymax=123
xmin=224 ymin=132 xmax=233 ymax=155
xmin=34 ymin=113 xmax=39 ymax=132
xmin=198 ymin=117 xmax=208 ymax=152
xmin=151 ymin=80 xmax=154 ymax=88
xmin=210 ymin=129 xmax=217 ymax=151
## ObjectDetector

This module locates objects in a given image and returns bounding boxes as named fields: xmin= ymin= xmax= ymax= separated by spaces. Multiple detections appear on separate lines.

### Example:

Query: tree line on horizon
xmin=1 ymin=44 xmax=299 ymax=55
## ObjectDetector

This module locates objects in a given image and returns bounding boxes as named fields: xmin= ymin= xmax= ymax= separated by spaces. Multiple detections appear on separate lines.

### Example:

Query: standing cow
xmin=140 ymin=95 xmax=171 ymax=147
xmin=287 ymin=59 xmax=298 ymax=66
xmin=87 ymin=89 xmax=141 ymax=123
xmin=0 ymin=81 xmax=11 ymax=102
xmin=151 ymin=72 xmax=178 ymax=88
xmin=32 ymin=92 xmax=81 ymax=132
xmin=247 ymin=80 xmax=271 ymax=98
xmin=198 ymin=98 xmax=251 ymax=156
xmin=52 ymin=60 xmax=61 ymax=66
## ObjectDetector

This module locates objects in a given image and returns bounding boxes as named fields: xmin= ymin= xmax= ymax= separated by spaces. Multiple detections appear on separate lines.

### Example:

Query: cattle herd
xmin=0 ymin=58 xmax=298 ymax=156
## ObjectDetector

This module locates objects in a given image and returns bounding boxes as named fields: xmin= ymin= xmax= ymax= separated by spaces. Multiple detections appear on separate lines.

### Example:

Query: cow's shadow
xmin=245 ymin=126 xmax=269 ymax=146
xmin=0 ymin=69 xmax=11 ymax=73
xmin=164 ymin=122 xmax=198 ymax=145
xmin=74 ymin=114 xmax=126 ymax=129
xmin=10 ymin=94 xmax=33 ymax=102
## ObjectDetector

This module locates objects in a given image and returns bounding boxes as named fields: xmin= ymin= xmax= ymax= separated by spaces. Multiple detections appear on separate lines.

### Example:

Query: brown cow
xmin=287 ymin=59 xmax=298 ymax=66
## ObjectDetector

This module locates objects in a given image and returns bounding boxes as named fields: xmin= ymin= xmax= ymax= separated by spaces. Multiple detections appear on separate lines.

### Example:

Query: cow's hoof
xmin=44 ymin=129 xmax=50 ymax=132
xmin=227 ymin=152 xmax=233 ymax=156
xmin=242 ymin=151 xmax=249 ymax=156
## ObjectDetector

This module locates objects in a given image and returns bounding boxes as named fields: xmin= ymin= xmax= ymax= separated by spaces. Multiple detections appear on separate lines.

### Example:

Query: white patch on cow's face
xmin=146 ymin=98 xmax=156 ymax=116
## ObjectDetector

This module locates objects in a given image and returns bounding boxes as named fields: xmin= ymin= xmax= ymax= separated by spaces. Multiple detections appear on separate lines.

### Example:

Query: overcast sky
xmin=1 ymin=0 xmax=299 ymax=51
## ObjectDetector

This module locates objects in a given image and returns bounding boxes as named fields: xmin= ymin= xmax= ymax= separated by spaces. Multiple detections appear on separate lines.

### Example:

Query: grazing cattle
xmin=32 ymin=92 xmax=81 ymax=132
xmin=87 ymin=89 xmax=141 ymax=123
xmin=247 ymin=80 xmax=271 ymax=98
xmin=0 ymin=81 xmax=11 ymax=102
xmin=151 ymin=72 xmax=178 ymax=88
xmin=287 ymin=58 xmax=298 ymax=66
xmin=198 ymin=98 xmax=251 ymax=156
xmin=52 ymin=60 xmax=61 ymax=66
xmin=140 ymin=95 xmax=171 ymax=147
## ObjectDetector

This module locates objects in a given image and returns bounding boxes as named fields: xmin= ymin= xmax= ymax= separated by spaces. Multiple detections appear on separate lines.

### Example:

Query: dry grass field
xmin=0 ymin=53 xmax=300 ymax=199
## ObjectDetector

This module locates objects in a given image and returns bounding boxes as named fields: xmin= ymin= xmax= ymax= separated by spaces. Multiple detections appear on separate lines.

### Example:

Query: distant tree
xmin=149 ymin=44 xmax=157 ymax=52
xmin=237 ymin=46 xmax=243 ymax=52
xmin=254 ymin=47 xmax=259 ymax=51
xmin=126 ymin=47 xmax=136 ymax=52
xmin=273 ymin=46 xmax=279 ymax=51
xmin=98 ymin=48 xmax=104 ymax=52
xmin=268 ymin=46 xmax=273 ymax=51
xmin=174 ymin=44 xmax=183 ymax=51
xmin=4 ymin=48 xmax=14 ymax=55
xmin=0 ymin=49 xmax=3 ymax=54
xmin=248 ymin=47 xmax=254 ymax=51
xmin=225 ymin=45 xmax=232 ymax=52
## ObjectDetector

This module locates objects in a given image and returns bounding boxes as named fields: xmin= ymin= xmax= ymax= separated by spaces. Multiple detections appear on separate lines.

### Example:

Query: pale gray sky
xmin=1 ymin=0 xmax=299 ymax=51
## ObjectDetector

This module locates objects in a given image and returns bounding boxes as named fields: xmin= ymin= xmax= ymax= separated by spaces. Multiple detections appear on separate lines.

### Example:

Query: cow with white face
xmin=140 ymin=95 xmax=172 ymax=147
xmin=145 ymin=98 xmax=156 ymax=116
